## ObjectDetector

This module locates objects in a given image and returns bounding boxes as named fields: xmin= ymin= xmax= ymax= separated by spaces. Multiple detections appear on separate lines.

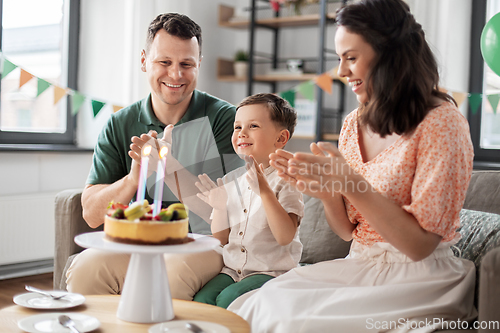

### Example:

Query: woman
xmin=229 ymin=0 xmax=477 ymax=332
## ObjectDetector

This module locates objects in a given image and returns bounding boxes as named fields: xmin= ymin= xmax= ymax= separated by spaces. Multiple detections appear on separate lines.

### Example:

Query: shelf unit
xmin=217 ymin=0 xmax=347 ymax=142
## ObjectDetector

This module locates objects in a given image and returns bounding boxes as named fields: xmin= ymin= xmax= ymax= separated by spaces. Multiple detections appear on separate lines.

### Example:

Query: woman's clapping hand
xmin=270 ymin=142 xmax=356 ymax=199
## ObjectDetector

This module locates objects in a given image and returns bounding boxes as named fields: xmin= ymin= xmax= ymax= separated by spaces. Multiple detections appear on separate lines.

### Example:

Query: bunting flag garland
xmin=487 ymin=94 xmax=500 ymax=114
xmin=37 ymin=78 xmax=51 ymax=97
xmin=53 ymin=85 xmax=68 ymax=105
xmin=91 ymin=100 xmax=106 ymax=117
xmin=315 ymin=73 xmax=333 ymax=94
xmin=468 ymin=93 xmax=483 ymax=115
xmin=113 ymin=105 xmax=124 ymax=113
xmin=295 ymin=80 xmax=315 ymax=101
xmin=280 ymin=89 xmax=295 ymax=108
xmin=0 ymin=53 xmax=124 ymax=118
xmin=71 ymin=92 xmax=86 ymax=115
xmin=19 ymin=69 xmax=34 ymax=88
xmin=452 ymin=91 xmax=468 ymax=109
xmin=2 ymin=52 xmax=500 ymax=120
xmin=2 ymin=58 xmax=17 ymax=78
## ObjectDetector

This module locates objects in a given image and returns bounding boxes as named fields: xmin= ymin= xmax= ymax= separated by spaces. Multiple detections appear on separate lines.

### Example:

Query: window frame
xmin=0 ymin=0 xmax=80 ymax=146
xmin=469 ymin=0 xmax=500 ymax=169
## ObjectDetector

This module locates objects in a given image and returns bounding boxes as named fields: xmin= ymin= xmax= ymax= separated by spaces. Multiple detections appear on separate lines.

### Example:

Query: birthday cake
xmin=104 ymin=201 xmax=193 ymax=245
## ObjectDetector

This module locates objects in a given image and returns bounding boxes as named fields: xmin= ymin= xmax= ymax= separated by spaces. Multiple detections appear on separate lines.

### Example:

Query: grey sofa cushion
xmin=299 ymin=195 xmax=351 ymax=264
xmin=452 ymin=209 xmax=500 ymax=307
xmin=454 ymin=209 xmax=500 ymax=268
xmin=463 ymin=171 xmax=500 ymax=215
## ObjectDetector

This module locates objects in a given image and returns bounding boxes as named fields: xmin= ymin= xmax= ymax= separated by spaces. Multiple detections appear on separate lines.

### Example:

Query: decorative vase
xmin=234 ymin=61 xmax=248 ymax=78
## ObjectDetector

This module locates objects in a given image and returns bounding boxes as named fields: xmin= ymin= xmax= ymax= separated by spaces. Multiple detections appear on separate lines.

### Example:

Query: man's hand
xmin=128 ymin=130 xmax=161 ymax=185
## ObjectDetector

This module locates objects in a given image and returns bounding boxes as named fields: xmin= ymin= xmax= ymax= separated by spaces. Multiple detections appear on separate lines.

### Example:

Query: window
xmin=0 ymin=0 xmax=79 ymax=146
xmin=469 ymin=0 xmax=500 ymax=167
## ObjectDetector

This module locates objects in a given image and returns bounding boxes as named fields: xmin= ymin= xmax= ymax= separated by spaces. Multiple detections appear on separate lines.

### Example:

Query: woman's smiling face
xmin=335 ymin=26 xmax=377 ymax=105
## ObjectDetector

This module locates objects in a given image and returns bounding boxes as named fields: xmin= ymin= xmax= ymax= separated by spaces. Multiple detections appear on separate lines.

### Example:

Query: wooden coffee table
xmin=0 ymin=295 xmax=250 ymax=332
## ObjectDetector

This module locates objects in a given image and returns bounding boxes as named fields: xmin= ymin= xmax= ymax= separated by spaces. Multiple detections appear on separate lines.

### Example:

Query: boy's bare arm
xmin=211 ymin=208 xmax=230 ymax=245
xmin=246 ymin=156 xmax=298 ymax=246
xmin=259 ymin=189 xmax=299 ymax=246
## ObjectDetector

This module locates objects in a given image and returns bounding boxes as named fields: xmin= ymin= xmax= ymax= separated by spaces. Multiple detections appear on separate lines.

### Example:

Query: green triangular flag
xmin=280 ymin=89 xmax=295 ymax=108
xmin=487 ymin=94 xmax=500 ymax=115
xmin=36 ymin=79 xmax=51 ymax=97
xmin=71 ymin=92 xmax=86 ymax=115
xmin=296 ymin=81 xmax=315 ymax=101
xmin=2 ymin=58 xmax=17 ymax=78
xmin=91 ymin=100 xmax=106 ymax=117
xmin=468 ymin=93 xmax=482 ymax=115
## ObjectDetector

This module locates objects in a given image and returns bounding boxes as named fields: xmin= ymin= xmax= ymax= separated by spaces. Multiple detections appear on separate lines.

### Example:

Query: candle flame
xmin=143 ymin=145 xmax=152 ymax=156
xmin=159 ymin=146 xmax=169 ymax=159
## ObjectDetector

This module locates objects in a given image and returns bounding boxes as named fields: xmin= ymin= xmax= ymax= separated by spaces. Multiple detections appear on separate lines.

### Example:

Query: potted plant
xmin=234 ymin=50 xmax=249 ymax=78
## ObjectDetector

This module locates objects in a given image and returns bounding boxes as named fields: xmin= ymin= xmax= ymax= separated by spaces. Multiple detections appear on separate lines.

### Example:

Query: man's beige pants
xmin=66 ymin=248 xmax=223 ymax=300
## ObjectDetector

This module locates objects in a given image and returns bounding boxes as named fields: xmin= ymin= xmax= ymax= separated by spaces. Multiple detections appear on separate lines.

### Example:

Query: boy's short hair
xmin=236 ymin=93 xmax=297 ymax=138
xmin=146 ymin=13 xmax=202 ymax=56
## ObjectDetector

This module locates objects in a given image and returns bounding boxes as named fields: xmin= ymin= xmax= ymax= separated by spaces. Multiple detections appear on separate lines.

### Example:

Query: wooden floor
xmin=0 ymin=273 xmax=53 ymax=310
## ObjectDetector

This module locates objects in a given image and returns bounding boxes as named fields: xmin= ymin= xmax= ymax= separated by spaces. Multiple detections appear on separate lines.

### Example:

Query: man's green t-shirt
xmin=87 ymin=90 xmax=240 ymax=234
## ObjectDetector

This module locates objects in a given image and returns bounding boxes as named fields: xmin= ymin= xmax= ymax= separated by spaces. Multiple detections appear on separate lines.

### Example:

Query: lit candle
xmin=137 ymin=144 xmax=152 ymax=203
xmin=153 ymin=146 xmax=169 ymax=216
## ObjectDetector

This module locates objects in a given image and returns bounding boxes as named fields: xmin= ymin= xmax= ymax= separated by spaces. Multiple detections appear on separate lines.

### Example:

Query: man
xmin=66 ymin=13 xmax=239 ymax=300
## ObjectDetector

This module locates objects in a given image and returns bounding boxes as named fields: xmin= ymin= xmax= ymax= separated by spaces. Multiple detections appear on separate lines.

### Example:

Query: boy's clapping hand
xmin=195 ymin=173 xmax=227 ymax=211
xmin=245 ymin=155 xmax=272 ymax=197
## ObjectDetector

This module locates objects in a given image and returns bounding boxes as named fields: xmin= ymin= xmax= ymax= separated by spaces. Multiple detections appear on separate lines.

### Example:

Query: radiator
xmin=0 ymin=192 xmax=56 ymax=266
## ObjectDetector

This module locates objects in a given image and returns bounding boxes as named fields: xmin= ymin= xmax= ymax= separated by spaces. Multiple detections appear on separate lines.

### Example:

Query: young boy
xmin=193 ymin=93 xmax=304 ymax=308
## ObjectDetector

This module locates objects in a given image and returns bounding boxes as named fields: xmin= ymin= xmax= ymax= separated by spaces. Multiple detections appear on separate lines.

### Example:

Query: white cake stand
xmin=74 ymin=231 xmax=220 ymax=324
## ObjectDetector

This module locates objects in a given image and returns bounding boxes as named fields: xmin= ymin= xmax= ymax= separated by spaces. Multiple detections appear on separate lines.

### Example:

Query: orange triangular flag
xmin=452 ymin=91 xmax=467 ymax=108
xmin=315 ymin=73 xmax=333 ymax=94
xmin=331 ymin=66 xmax=348 ymax=86
xmin=53 ymin=85 xmax=68 ymax=105
xmin=112 ymin=105 xmax=124 ymax=113
xmin=19 ymin=69 xmax=34 ymax=88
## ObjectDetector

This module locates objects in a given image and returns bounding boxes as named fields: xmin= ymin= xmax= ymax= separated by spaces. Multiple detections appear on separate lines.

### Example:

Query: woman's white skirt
xmin=229 ymin=239 xmax=477 ymax=333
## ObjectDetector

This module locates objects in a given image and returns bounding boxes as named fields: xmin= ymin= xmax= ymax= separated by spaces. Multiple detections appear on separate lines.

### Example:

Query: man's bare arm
xmin=82 ymin=144 xmax=143 ymax=228
xmin=81 ymin=178 xmax=137 ymax=228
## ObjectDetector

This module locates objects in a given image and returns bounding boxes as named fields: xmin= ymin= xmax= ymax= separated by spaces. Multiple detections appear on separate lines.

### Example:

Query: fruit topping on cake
xmin=104 ymin=201 xmax=192 ymax=245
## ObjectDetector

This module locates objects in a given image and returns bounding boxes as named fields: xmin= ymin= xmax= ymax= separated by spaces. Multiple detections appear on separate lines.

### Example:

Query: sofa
xmin=54 ymin=170 xmax=500 ymax=332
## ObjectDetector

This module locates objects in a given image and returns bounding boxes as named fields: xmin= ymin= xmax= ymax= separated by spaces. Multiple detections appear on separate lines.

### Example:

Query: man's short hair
xmin=145 ymin=13 xmax=202 ymax=56
xmin=237 ymin=93 xmax=297 ymax=138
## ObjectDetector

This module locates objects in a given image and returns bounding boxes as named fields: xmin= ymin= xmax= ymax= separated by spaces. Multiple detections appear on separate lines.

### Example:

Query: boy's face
xmin=232 ymin=104 xmax=286 ymax=168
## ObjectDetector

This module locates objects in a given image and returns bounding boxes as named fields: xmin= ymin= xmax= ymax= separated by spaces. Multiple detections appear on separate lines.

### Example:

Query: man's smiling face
xmin=141 ymin=29 xmax=201 ymax=111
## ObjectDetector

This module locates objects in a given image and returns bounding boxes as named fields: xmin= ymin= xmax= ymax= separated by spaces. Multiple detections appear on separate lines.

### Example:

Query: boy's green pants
xmin=193 ymin=273 xmax=274 ymax=309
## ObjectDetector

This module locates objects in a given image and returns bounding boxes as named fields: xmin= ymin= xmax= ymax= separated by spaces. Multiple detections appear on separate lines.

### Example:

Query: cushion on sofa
xmin=299 ymin=195 xmax=352 ymax=264
xmin=463 ymin=171 xmax=500 ymax=215
xmin=452 ymin=208 xmax=500 ymax=307
xmin=454 ymin=209 xmax=500 ymax=268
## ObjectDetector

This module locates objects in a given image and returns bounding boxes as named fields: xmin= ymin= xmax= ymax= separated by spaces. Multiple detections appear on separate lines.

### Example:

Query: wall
xmin=0 ymin=151 xmax=92 ymax=272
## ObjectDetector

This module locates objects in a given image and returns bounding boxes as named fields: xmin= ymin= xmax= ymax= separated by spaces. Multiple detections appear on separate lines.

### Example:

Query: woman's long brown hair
xmin=336 ymin=0 xmax=455 ymax=137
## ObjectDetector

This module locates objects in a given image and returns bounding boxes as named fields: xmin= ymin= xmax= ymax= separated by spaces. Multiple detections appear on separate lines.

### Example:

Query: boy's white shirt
xmin=216 ymin=165 xmax=304 ymax=282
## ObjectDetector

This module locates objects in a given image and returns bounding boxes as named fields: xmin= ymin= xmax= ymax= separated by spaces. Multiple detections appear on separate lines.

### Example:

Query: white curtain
xmin=407 ymin=0 xmax=472 ymax=116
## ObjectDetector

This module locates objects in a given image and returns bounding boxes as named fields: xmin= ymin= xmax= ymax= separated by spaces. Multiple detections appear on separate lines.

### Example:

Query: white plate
xmin=13 ymin=292 xmax=85 ymax=309
xmin=75 ymin=232 xmax=220 ymax=255
xmin=149 ymin=320 xmax=230 ymax=333
xmin=18 ymin=313 xmax=100 ymax=333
